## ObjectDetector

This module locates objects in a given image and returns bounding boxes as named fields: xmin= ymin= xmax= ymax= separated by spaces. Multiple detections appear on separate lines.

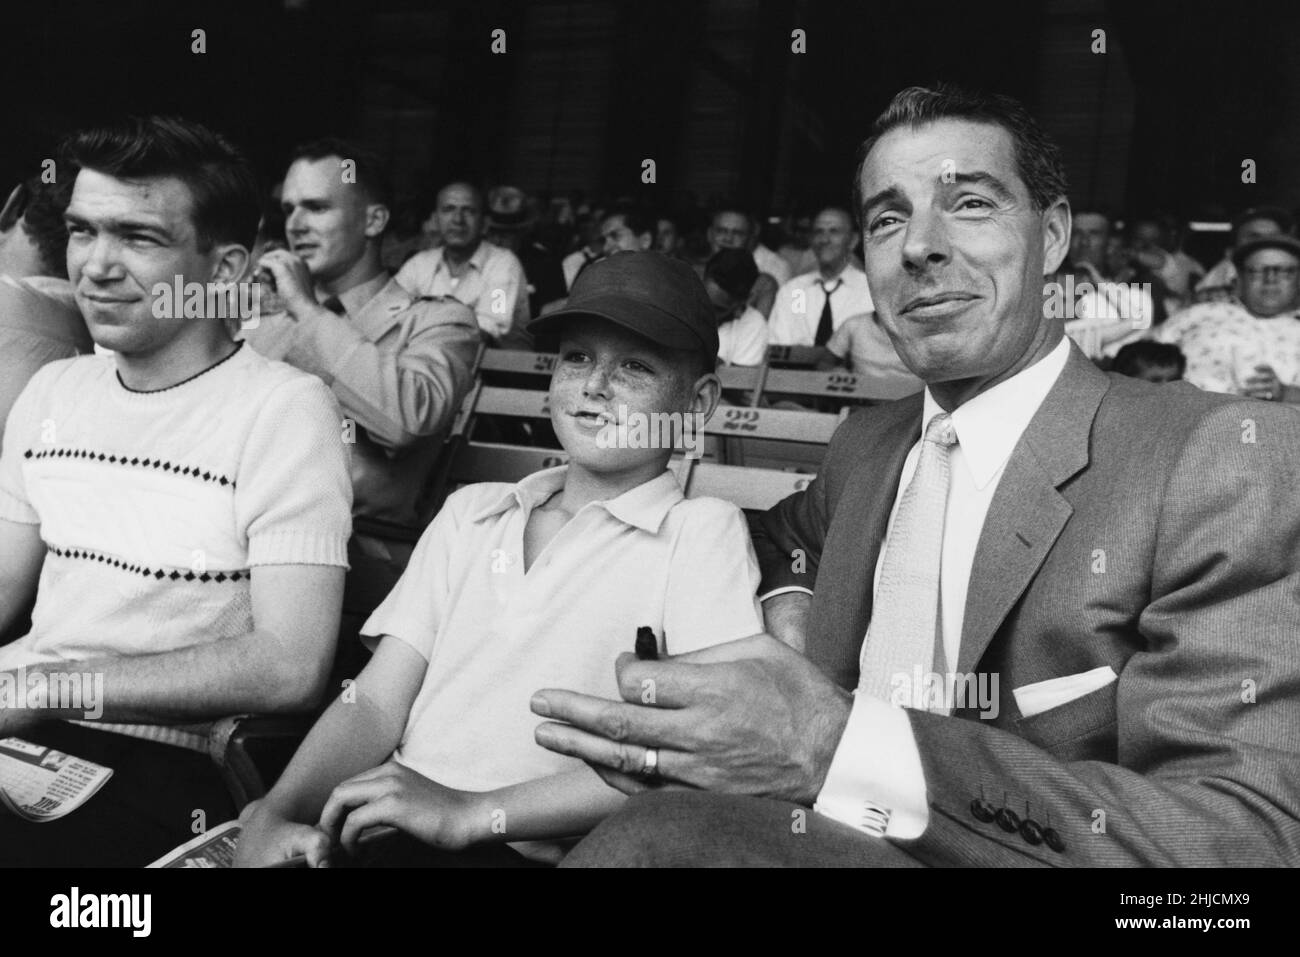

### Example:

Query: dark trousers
xmin=560 ymin=790 xmax=929 ymax=867
xmin=0 ymin=721 xmax=235 ymax=868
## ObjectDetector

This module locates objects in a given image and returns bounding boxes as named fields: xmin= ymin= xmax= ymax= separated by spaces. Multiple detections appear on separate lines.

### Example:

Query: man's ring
xmin=640 ymin=747 xmax=659 ymax=778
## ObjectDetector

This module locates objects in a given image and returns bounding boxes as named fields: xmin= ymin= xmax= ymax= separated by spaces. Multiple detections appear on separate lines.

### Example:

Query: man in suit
xmin=529 ymin=85 xmax=1300 ymax=867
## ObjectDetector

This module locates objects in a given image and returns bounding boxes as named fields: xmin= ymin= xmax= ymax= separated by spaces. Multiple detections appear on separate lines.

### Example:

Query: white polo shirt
xmin=395 ymin=240 xmax=530 ymax=340
xmin=362 ymin=466 xmax=764 ymax=794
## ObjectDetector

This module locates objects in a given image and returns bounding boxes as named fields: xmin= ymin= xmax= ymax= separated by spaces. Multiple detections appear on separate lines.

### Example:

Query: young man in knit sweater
xmin=235 ymin=252 xmax=764 ymax=867
xmin=0 ymin=117 xmax=353 ymax=866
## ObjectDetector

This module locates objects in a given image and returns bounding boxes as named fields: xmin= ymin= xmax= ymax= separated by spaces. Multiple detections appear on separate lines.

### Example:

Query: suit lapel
xmin=956 ymin=345 xmax=1110 ymax=675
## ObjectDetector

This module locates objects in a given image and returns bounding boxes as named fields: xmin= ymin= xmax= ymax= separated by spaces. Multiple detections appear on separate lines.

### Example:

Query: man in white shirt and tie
xmin=533 ymin=85 xmax=1300 ymax=868
xmin=767 ymin=206 xmax=873 ymax=358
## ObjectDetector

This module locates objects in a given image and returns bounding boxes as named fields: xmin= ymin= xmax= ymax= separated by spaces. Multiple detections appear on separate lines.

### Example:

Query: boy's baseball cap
xmin=528 ymin=251 xmax=719 ymax=365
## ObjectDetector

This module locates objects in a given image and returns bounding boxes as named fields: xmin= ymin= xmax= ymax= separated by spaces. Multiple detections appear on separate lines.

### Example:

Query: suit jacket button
xmin=1043 ymin=827 xmax=1066 ymax=852
xmin=1019 ymin=819 xmax=1044 ymax=845
xmin=970 ymin=799 xmax=996 ymax=822
xmin=995 ymin=807 xmax=1021 ymax=832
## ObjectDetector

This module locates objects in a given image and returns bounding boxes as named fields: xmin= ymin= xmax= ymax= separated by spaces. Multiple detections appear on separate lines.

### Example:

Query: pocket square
xmin=1013 ymin=666 xmax=1117 ymax=718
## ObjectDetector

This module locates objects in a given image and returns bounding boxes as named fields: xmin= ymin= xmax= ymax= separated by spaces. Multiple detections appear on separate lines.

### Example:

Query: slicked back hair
xmin=602 ymin=201 xmax=655 ymax=239
xmin=61 ymin=115 xmax=261 ymax=252
xmin=852 ymin=85 xmax=1068 ymax=217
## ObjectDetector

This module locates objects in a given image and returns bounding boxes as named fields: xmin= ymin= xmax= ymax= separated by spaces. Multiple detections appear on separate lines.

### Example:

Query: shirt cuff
xmin=287 ymin=307 xmax=366 ymax=383
xmin=813 ymin=691 xmax=928 ymax=839
xmin=758 ymin=585 xmax=813 ymax=603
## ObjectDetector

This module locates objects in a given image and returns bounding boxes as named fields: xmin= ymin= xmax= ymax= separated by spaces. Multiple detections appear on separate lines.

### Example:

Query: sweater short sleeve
xmin=235 ymin=375 xmax=353 ymax=567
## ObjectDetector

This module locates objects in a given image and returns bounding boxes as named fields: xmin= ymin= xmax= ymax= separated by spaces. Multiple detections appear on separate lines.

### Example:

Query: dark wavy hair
xmin=60 ymin=115 xmax=262 ymax=251
xmin=852 ymin=84 xmax=1068 ymax=216
xmin=3 ymin=176 xmax=75 ymax=278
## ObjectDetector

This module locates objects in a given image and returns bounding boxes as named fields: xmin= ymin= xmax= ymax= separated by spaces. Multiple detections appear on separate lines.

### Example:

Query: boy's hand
xmin=318 ymin=761 xmax=487 ymax=855
xmin=234 ymin=801 xmax=332 ymax=868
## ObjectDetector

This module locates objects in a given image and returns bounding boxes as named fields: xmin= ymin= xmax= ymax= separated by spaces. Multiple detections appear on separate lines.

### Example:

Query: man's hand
xmin=255 ymin=249 xmax=324 ymax=319
xmin=1242 ymin=363 xmax=1285 ymax=401
xmin=317 ymin=761 xmax=487 ymax=855
xmin=531 ymin=634 xmax=852 ymax=806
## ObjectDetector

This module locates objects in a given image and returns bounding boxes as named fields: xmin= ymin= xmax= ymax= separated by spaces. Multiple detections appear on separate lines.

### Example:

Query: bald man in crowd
xmin=395 ymin=181 xmax=532 ymax=344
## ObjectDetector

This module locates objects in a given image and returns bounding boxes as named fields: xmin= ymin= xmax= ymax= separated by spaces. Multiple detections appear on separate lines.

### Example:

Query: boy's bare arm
xmin=257 ymin=636 xmax=426 ymax=822
xmin=234 ymin=636 xmax=426 ymax=867
xmin=317 ymin=762 xmax=629 ymax=856
xmin=471 ymin=766 xmax=628 ymax=844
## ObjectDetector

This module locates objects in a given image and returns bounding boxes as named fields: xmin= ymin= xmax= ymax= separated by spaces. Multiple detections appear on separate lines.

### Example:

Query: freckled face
xmin=549 ymin=316 xmax=696 ymax=475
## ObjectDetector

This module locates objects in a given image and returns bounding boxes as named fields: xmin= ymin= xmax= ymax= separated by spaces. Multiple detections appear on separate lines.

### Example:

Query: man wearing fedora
xmin=1157 ymin=232 xmax=1300 ymax=401
xmin=1196 ymin=205 xmax=1294 ymax=303
xmin=484 ymin=184 xmax=567 ymax=323
xmin=395 ymin=181 xmax=531 ymax=344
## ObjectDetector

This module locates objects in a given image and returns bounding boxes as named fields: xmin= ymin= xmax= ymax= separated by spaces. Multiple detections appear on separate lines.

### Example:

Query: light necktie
xmin=815 ymin=278 xmax=842 ymax=346
xmin=858 ymin=412 xmax=958 ymax=713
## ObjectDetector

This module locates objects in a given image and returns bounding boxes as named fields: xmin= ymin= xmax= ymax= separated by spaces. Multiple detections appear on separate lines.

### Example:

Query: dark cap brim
xmin=528 ymin=297 xmax=715 ymax=355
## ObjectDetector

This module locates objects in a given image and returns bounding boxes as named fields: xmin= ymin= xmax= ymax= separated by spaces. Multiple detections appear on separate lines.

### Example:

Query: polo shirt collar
xmin=468 ymin=466 xmax=684 ymax=533
xmin=432 ymin=240 xmax=492 ymax=278
xmin=921 ymin=335 xmax=1071 ymax=491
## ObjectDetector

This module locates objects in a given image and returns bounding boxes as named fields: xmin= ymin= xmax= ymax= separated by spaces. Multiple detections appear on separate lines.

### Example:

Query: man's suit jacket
xmin=751 ymin=343 xmax=1300 ymax=866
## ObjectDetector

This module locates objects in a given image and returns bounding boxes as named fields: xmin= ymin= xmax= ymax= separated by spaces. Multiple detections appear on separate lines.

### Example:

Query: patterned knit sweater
xmin=0 ymin=343 xmax=352 ymax=749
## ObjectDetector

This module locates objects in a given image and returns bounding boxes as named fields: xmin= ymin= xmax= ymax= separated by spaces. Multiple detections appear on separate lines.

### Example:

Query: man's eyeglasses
xmin=1243 ymin=265 xmax=1300 ymax=280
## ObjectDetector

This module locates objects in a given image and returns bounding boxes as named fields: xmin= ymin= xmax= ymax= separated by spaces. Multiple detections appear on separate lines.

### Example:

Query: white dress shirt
xmin=718 ymin=305 xmax=769 ymax=366
xmin=395 ymin=240 xmax=530 ymax=340
xmin=753 ymin=244 xmax=793 ymax=286
xmin=768 ymin=264 xmax=874 ymax=346
xmin=798 ymin=335 xmax=1072 ymax=838
xmin=561 ymin=248 xmax=601 ymax=290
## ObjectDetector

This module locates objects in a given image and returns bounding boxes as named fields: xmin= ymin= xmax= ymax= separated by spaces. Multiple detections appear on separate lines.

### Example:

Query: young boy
xmin=235 ymin=252 xmax=765 ymax=866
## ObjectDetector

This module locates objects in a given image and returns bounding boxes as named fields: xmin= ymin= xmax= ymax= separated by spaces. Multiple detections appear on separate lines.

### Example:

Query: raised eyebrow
xmin=949 ymin=171 xmax=1016 ymax=203
xmin=859 ymin=186 xmax=907 ymax=220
